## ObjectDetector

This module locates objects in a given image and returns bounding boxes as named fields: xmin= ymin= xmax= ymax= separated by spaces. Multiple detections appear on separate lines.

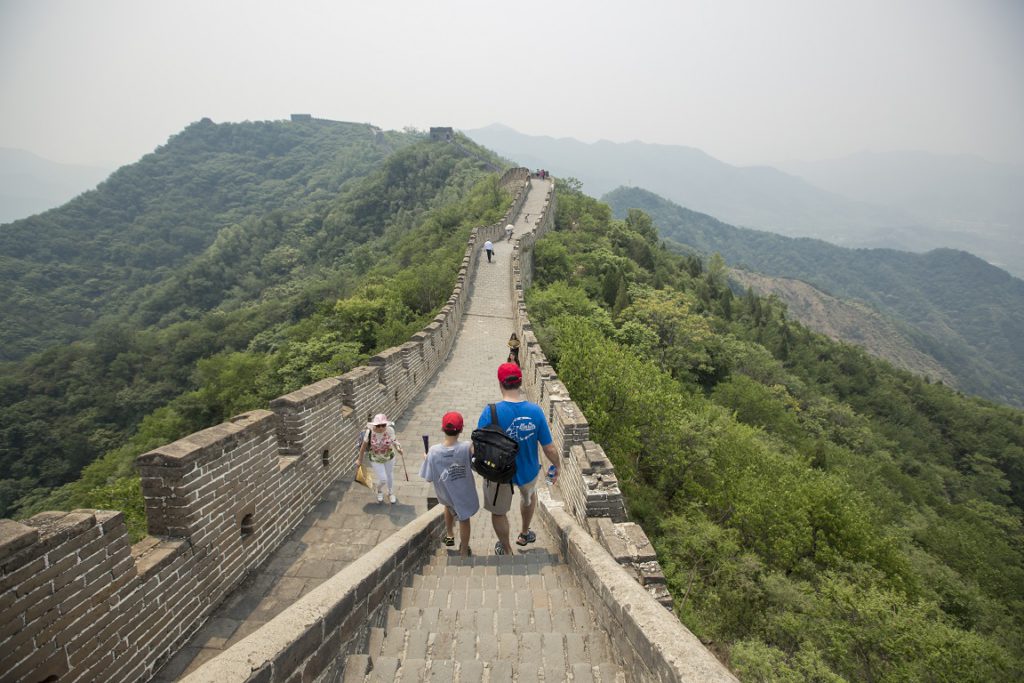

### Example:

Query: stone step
xmin=409 ymin=565 xmax=582 ymax=594
xmin=342 ymin=655 xmax=622 ymax=683
xmin=341 ymin=654 xmax=627 ymax=682
xmin=340 ymin=654 xmax=370 ymax=683
xmin=365 ymin=625 xmax=618 ymax=669
xmin=398 ymin=584 xmax=580 ymax=611
xmin=385 ymin=605 xmax=604 ymax=635
xmin=422 ymin=548 xmax=563 ymax=571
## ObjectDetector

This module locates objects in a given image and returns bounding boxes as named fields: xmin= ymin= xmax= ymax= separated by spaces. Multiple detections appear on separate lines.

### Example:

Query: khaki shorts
xmin=482 ymin=472 xmax=539 ymax=515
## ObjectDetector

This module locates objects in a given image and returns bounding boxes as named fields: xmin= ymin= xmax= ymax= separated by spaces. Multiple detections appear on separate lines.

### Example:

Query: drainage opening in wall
xmin=240 ymin=513 xmax=255 ymax=538
xmin=322 ymin=448 xmax=330 ymax=467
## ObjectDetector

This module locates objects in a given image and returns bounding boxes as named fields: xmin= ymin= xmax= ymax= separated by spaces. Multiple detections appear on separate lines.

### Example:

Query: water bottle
xmin=546 ymin=465 xmax=557 ymax=485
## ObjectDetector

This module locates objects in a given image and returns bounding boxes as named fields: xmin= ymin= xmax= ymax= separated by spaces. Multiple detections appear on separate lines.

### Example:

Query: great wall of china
xmin=0 ymin=166 xmax=736 ymax=682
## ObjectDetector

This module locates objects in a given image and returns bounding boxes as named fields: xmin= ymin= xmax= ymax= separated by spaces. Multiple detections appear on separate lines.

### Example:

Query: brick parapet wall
xmin=178 ymin=506 xmax=446 ymax=683
xmin=539 ymin=499 xmax=738 ymax=682
xmin=0 ymin=510 xmax=199 ymax=683
xmin=0 ymin=169 xmax=531 ymax=683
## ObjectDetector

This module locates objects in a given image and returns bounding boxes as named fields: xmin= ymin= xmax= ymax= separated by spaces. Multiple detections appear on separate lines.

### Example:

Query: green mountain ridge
xmin=0 ymin=118 xmax=416 ymax=360
xmin=604 ymin=186 xmax=1024 ymax=408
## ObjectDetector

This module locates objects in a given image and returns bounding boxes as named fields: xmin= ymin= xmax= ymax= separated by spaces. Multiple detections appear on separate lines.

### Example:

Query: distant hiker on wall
xmin=357 ymin=413 xmax=405 ymax=504
xmin=507 ymin=333 xmax=520 ymax=366
xmin=505 ymin=223 xmax=514 ymax=241
xmin=477 ymin=363 xmax=560 ymax=555
xmin=484 ymin=239 xmax=494 ymax=263
xmin=420 ymin=411 xmax=479 ymax=557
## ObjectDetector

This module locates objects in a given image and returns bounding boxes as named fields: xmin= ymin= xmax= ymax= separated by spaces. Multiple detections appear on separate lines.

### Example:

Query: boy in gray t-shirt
xmin=419 ymin=411 xmax=479 ymax=556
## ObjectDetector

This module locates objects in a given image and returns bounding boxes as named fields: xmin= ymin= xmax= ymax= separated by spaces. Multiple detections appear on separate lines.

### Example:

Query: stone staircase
xmin=338 ymin=518 xmax=626 ymax=682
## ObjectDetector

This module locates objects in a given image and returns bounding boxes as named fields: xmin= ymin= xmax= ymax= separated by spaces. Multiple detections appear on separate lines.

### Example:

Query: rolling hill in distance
xmin=0 ymin=119 xmax=418 ymax=360
xmin=466 ymin=124 xmax=1024 ymax=277
xmin=604 ymin=186 xmax=1024 ymax=408
xmin=777 ymin=150 xmax=1024 ymax=276
xmin=0 ymin=148 xmax=111 ymax=224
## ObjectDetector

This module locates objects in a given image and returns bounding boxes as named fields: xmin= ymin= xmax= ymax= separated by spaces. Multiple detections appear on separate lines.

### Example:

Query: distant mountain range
xmin=465 ymin=125 xmax=1024 ymax=277
xmin=776 ymin=151 xmax=1024 ymax=276
xmin=605 ymin=186 xmax=1024 ymax=408
xmin=0 ymin=148 xmax=111 ymax=224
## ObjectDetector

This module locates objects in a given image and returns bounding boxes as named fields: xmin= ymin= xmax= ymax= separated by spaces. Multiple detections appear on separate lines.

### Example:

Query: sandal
xmin=494 ymin=541 xmax=506 ymax=556
xmin=443 ymin=535 xmax=455 ymax=547
xmin=515 ymin=529 xmax=536 ymax=546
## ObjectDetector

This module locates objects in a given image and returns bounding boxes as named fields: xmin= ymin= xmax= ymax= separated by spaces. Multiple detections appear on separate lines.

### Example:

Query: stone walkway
xmin=154 ymin=178 xmax=553 ymax=681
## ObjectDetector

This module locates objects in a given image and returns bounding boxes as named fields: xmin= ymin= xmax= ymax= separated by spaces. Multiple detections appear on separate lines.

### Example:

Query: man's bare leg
xmin=520 ymin=487 xmax=537 ymax=539
xmin=491 ymin=513 xmax=513 ymax=554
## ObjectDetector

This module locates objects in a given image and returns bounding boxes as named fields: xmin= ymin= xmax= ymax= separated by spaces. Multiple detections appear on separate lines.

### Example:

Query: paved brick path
xmin=155 ymin=178 xmax=554 ymax=681
xmin=392 ymin=180 xmax=549 ymax=460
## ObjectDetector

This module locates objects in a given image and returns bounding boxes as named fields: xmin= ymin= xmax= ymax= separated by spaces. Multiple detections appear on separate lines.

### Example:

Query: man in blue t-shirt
xmin=477 ymin=362 xmax=560 ymax=555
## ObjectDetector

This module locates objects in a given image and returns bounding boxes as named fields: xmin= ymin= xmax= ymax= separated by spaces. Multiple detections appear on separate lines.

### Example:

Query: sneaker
xmin=515 ymin=529 xmax=537 ymax=546
xmin=376 ymin=492 xmax=384 ymax=503
xmin=389 ymin=494 xmax=397 ymax=504
xmin=494 ymin=541 xmax=506 ymax=556
xmin=443 ymin=535 xmax=455 ymax=547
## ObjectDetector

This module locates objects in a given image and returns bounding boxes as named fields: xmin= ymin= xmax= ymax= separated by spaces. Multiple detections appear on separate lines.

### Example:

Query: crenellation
xmin=0 ymin=519 xmax=40 ymax=564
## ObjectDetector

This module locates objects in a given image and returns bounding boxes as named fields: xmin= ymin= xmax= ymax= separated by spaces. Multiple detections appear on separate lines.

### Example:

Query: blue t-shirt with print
xmin=476 ymin=400 xmax=552 ymax=486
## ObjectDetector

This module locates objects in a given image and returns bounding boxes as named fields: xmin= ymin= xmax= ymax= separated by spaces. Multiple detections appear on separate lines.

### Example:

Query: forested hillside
xmin=531 ymin=182 xmax=1024 ymax=680
xmin=0 ymin=122 xmax=509 ymax=524
xmin=604 ymin=186 xmax=1024 ymax=408
xmin=726 ymin=269 xmax=958 ymax=388
xmin=0 ymin=118 xmax=415 ymax=360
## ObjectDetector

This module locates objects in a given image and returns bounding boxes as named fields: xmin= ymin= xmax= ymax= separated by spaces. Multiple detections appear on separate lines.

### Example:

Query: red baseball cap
xmin=441 ymin=411 xmax=464 ymax=433
xmin=497 ymin=362 xmax=522 ymax=386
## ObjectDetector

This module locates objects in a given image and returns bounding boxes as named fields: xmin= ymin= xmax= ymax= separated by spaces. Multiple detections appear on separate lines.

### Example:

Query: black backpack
xmin=471 ymin=403 xmax=519 ymax=484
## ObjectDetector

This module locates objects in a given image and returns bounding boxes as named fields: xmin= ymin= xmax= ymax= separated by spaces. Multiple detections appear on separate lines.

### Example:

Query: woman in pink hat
xmin=357 ymin=413 xmax=405 ymax=504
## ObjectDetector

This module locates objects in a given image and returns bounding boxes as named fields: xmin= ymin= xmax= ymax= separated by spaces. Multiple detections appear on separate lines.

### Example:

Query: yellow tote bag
xmin=354 ymin=463 xmax=375 ymax=489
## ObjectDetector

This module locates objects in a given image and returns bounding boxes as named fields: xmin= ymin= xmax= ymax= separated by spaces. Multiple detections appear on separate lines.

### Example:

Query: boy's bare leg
xmin=444 ymin=506 xmax=454 ymax=539
xmin=458 ymin=519 xmax=472 ymax=556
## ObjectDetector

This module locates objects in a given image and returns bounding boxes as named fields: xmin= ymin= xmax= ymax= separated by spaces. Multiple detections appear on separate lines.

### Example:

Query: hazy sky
xmin=2 ymin=0 xmax=1022 ymax=170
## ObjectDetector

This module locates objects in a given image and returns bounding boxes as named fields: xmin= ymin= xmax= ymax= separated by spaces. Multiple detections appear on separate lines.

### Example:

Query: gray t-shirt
xmin=419 ymin=441 xmax=479 ymax=521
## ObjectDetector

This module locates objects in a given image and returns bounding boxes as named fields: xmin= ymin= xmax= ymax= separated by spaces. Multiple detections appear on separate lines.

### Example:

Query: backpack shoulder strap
xmin=489 ymin=403 xmax=500 ymax=428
